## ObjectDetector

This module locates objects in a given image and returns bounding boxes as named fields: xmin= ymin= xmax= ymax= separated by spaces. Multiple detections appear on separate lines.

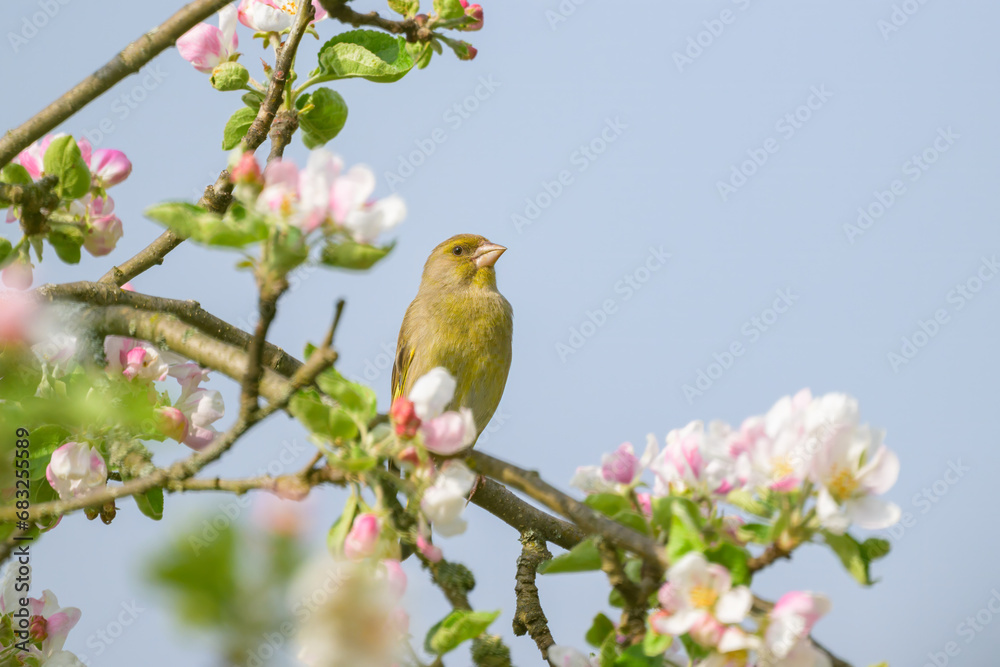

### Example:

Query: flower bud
xmin=156 ymin=406 xmax=190 ymax=442
xmin=84 ymin=214 xmax=123 ymax=257
xmin=2 ymin=258 xmax=33 ymax=290
xmin=45 ymin=441 xmax=108 ymax=501
xmin=343 ymin=512 xmax=382 ymax=560
xmin=230 ymin=151 xmax=262 ymax=185
xmin=455 ymin=41 xmax=477 ymax=60
xmin=417 ymin=534 xmax=442 ymax=562
xmin=211 ymin=61 xmax=250 ymax=91
xmin=390 ymin=397 xmax=421 ymax=439
xmin=90 ymin=149 xmax=132 ymax=187
xmin=459 ymin=1 xmax=484 ymax=30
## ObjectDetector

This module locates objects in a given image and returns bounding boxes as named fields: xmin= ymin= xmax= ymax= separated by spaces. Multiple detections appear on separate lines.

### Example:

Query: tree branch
xmin=0 ymin=176 xmax=60 ymax=236
xmin=37 ymin=281 xmax=303 ymax=377
xmin=97 ymin=0 xmax=315 ymax=287
xmin=318 ymin=0 xmax=431 ymax=42
xmin=468 ymin=451 xmax=666 ymax=572
xmin=0 ymin=0 xmax=234 ymax=169
xmin=512 ymin=532 xmax=555 ymax=660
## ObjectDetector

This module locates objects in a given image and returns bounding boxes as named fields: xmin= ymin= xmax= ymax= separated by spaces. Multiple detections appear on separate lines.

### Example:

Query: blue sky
xmin=3 ymin=0 xmax=1000 ymax=664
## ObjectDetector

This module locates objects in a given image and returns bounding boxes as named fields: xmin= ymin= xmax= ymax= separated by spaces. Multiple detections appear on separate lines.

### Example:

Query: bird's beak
xmin=473 ymin=242 xmax=506 ymax=268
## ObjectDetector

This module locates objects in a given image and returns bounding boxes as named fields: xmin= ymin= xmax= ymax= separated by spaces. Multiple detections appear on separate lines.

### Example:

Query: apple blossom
xmin=237 ymin=0 xmax=327 ymax=33
xmin=177 ymin=5 xmax=239 ymax=73
xmin=258 ymin=150 xmax=341 ymax=232
xmin=81 ymin=196 xmax=123 ymax=256
xmin=407 ymin=368 xmax=477 ymax=454
xmin=292 ymin=556 xmax=406 ymax=667
xmin=416 ymin=534 xmax=443 ymax=562
xmin=89 ymin=149 xmax=132 ymax=188
xmin=17 ymin=134 xmax=91 ymax=180
xmin=699 ymin=628 xmax=761 ymax=667
xmin=104 ymin=337 xmax=170 ymax=382
xmin=169 ymin=363 xmax=226 ymax=450
xmin=810 ymin=423 xmax=900 ymax=533
xmin=764 ymin=591 xmax=831 ymax=662
xmin=650 ymin=421 xmax=746 ymax=497
xmin=458 ymin=0 xmax=484 ymax=30
xmin=156 ymin=406 xmax=189 ymax=442
xmin=45 ymin=441 xmax=107 ymax=501
xmin=330 ymin=164 xmax=407 ymax=244
xmin=231 ymin=150 xmax=263 ymax=184
xmin=650 ymin=552 xmax=752 ymax=644
xmin=2 ymin=256 xmax=33 ymax=289
xmin=343 ymin=512 xmax=382 ymax=560
xmin=421 ymin=460 xmax=477 ymax=536
xmin=547 ymin=646 xmax=598 ymax=667
xmin=0 ymin=289 xmax=37 ymax=342
xmin=571 ymin=434 xmax=657 ymax=494
xmin=25 ymin=589 xmax=81 ymax=660
xmin=32 ymin=332 xmax=77 ymax=377
xmin=389 ymin=396 xmax=421 ymax=438
xmin=378 ymin=559 xmax=407 ymax=600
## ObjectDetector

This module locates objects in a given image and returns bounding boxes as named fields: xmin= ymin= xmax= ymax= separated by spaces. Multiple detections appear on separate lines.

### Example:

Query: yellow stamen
xmin=689 ymin=585 xmax=718 ymax=609
xmin=828 ymin=465 xmax=859 ymax=502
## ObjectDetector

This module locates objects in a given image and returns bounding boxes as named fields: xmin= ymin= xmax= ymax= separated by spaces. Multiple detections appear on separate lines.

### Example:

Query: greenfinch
xmin=392 ymin=234 xmax=513 ymax=441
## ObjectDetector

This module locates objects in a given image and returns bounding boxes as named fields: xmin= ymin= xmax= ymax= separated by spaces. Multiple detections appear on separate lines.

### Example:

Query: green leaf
xmin=585 ymin=493 xmax=631 ymax=518
xmin=725 ymin=489 xmax=772 ymax=517
xmin=823 ymin=531 xmax=878 ymax=586
xmin=47 ymin=224 xmax=84 ymax=264
xmin=650 ymin=496 xmax=672 ymax=532
xmin=316 ymin=367 xmax=377 ymax=421
xmin=289 ymin=389 xmax=359 ymax=441
xmin=222 ymin=106 xmax=257 ymax=150
xmin=1 ymin=163 xmax=32 ymax=186
xmin=615 ymin=644 xmax=664 ymax=666
xmin=210 ymin=61 xmax=250 ymax=91
xmin=313 ymin=30 xmax=415 ymax=84
xmin=585 ymin=613 xmax=614 ymax=648
xmin=665 ymin=498 xmax=705 ymax=563
xmin=242 ymin=91 xmax=263 ymax=110
xmin=321 ymin=239 xmax=395 ymax=270
xmin=145 ymin=202 xmax=269 ymax=248
xmin=706 ymin=543 xmax=751 ymax=586
xmin=388 ymin=0 xmax=419 ymax=17
xmin=613 ymin=509 xmax=650 ymax=536
xmin=599 ymin=633 xmax=618 ymax=667
xmin=296 ymin=87 xmax=349 ymax=149
xmin=737 ymin=522 xmax=773 ymax=544
xmin=134 ymin=486 xmax=164 ymax=520
xmin=426 ymin=609 xmax=500 ymax=654
xmin=538 ymin=537 xmax=602 ymax=574
xmin=434 ymin=0 xmax=464 ymax=19
xmin=861 ymin=537 xmax=891 ymax=561
xmin=328 ymin=493 xmax=358 ymax=555
xmin=42 ymin=135 xmax=91 ymax=200
xmin=0 ymin=238 xmax=13 ymax=267
xmin=642 ymin=630 xmax=672 ymax=657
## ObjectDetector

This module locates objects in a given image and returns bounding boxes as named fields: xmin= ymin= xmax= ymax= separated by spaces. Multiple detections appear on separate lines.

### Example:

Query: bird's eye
xmin=452 ymin=246 xmax=463 ymax=256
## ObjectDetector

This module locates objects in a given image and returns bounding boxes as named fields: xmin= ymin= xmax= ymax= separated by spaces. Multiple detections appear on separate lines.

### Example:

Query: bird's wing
xmin=391 ymin=327 xmax=416 ymax=402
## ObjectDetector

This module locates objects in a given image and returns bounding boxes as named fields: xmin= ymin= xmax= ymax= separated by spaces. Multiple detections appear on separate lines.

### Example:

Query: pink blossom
xmin=379 ymin=559 xmax=408 ymax=599
xmin=0 ymin=289 xmax=37 ymax=341
xmin=765 ymin=591 xmax=831 ymax=661
xmin=231 ymin=151 xmax=262 ymax=184
xmin=104 ymin=337 xmax=171 ymax=382
xmin=601 ymin=442 xmax=641 ymax=484
xmin=17 ymin=135 xmax=91 ymax=180
xmin=330 ymin=164 xmax=406 ymax=244
xmin=343 ymin=512 xmax=382 ymax=560
xmin=458 ymin=1 xmax=484 ymax=30
xmin=170 ymin=366 xmax=225 ymax=450
xmin=45 ymin=442 xmax=107 ymax=501
xmin=25 ymin=590 xmax=81 ymax=658
xmin=237 ymin=0 xmax=327 ymax=32
xmin=177 ymin=5 xmax=239 ymax=73
xmin=416 ymin=534 xmax=442 ymax=562
xmin=82 ymin=196 xmax=123 ymax=256
xmin=156 ymin=406 xmax=189 ymax=442
xmin=2 ymin=257 xmax=33 ymax=289
xmin=390 ymin=397 xmax=421 ymax=439
xmin=89 ymin=149 xmax=132 ymax=187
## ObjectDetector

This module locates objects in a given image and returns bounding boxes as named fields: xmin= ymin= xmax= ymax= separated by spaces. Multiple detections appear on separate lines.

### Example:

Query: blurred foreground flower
xmin=45 ymin=441 xmax=107 ymax=501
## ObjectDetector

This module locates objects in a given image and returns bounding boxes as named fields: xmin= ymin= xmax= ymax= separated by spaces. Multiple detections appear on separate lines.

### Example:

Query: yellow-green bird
xmin=392 ymin=234 xmax=513 ymax=441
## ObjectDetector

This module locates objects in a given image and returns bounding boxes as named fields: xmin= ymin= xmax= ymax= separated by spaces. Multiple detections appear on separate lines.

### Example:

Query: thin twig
xmin=318 ymin=0 xmax=431 ymax=41
xmin=0 ymin=0 xmax=234 ymax=168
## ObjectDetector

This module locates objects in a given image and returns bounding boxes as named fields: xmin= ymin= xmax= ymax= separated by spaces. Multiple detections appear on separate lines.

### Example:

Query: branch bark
xmin=0 ymin=0 xmax=234 ymax=169
xmin=512 ymin=532 xmax=555 ymax=660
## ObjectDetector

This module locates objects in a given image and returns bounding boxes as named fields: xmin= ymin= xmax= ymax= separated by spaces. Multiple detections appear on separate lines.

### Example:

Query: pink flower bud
xmin=157 ymin=406 xmax=190 ymax=442
xmin=463 ymin=3 xmax=483 ymax=30
xmin=381 ymin=559 xmax=408 ymax=599
xmin=390 ymin=397 xmax=421 ymax=439
xmin=231 ymin=151 xmax=262 ymax=184
xmin=2 ymin=258 xmax=33 ymax=289
xmin=122 ymin=347 xmax=148 ymax=380
xmin=416 ymin=534 xmax=443 ymax=563
xmin=456 ymin=42 xmax=478 ymax=60
xmin=0 ymin=290 xmax=36 ymax=343
xmin=84 ymin=213 xmax=123 ymax=257
xmin=343 ymin=512 xmax=381 ymax=560
xmin=45 ymin=441 xmax=107 ymax=501
xmin=421 ymin=409 xmax=476 ymax=455
xmin=601 ymin=442 xmax=639 ymax=484
xmin=689 ymin=614 xmax=725 ymax=647
xmin=90 ymin=149 xmax=132 ymax=187
xmin=635 ymin=492 xmax=652 ymax=516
